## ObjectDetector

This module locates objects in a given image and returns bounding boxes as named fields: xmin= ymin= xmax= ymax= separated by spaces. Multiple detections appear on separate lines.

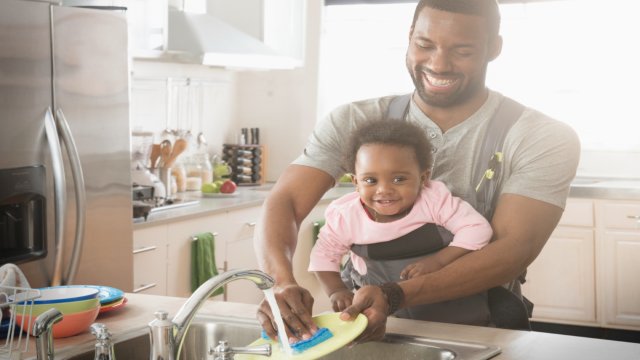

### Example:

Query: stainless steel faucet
xmin=148 ymin=268 xmax=275 ymax=360
xmin=33 ymin=308 xmax=63 ymax=360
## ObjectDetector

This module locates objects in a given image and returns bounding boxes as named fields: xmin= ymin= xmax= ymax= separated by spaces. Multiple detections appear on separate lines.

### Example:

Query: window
xmin=318 ymin=0 xmax=640 ymax=151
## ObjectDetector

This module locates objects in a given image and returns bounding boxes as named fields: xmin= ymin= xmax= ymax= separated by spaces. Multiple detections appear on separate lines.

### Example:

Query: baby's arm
xmin=400 ymin=246 xmax=470 ymax=280
xmin=314 ymin=271 xmax=354 ymax=312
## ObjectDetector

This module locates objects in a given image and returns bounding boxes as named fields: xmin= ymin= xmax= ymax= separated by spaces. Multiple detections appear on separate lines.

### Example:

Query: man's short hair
xmin=412 ymin=0 xmax=501 ymax=39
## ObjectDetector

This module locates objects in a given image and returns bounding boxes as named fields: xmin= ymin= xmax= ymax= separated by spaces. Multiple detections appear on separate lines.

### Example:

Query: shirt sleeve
xmin=308 ymin=202 xmax=352 ymax=272
xmin=501 ymin=109 xmax=581 ymax=209
xmin=427 ymin=181 xmax=493 ymax=250
xmin=293 ymin=97 xmax=394 ymax=180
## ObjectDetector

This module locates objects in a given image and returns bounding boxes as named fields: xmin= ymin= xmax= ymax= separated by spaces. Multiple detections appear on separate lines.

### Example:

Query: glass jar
xmin=186 ymin=153 xmax=213 ymax=186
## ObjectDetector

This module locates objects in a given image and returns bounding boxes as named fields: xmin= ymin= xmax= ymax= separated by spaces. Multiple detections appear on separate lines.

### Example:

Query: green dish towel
xmin=191 ymin=232 xmax=224 ymax=296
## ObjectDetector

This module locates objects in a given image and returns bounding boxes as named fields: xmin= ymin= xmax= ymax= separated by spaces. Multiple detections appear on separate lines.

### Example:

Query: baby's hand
xmin=400 ymin=257 xmax=442 ymax=280
xmin=329 ymin=289 xmax=354 ymax=312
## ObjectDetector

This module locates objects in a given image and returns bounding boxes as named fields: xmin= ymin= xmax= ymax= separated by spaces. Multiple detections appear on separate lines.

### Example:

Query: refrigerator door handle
xmin=55 ymin=108 xmax=87 ymax=285
xmin=44 ymin=108 xmax=67 ymax=286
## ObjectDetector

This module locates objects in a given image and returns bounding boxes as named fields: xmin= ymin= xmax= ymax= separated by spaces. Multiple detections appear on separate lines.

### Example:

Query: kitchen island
xmin=21 ymin=293 xmax=640 ymax=359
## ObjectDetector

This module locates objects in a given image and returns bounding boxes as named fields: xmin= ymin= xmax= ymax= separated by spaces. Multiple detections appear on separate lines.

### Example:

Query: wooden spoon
xmin=149 ymin=144 xmax=162 ymax=170
xmin=165 ymin=138 xmax=188 ymax=168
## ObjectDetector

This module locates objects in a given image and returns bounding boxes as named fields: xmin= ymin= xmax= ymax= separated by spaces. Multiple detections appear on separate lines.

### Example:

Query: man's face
xmin=406 ymin=7 xmax=499 ymax=108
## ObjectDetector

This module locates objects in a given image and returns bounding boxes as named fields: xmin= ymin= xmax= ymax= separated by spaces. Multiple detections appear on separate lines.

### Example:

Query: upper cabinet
xmin=206 ymin=0 xmax=306 ymax=68
xmin=126 ymin=0 xmax=168 ymax=57
xmin=125 ymin=0 xmax=305 ymax=69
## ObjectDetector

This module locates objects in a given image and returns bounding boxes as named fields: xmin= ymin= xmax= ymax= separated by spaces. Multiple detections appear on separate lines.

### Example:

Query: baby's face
xmin=353 ymin=143 xmax=428 ymax=222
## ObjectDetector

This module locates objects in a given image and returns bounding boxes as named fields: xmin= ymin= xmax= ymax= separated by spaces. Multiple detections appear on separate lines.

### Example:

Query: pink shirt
xmin=309 ymin=180 xmax=493 ymax=274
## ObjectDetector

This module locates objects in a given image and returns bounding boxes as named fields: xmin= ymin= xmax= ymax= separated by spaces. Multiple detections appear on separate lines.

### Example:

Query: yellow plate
xmin=237 ymin=312 xmax=368 ymax=360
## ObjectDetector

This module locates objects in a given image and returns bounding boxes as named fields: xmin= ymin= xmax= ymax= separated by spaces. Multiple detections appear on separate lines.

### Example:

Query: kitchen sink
xmin=65 ymin=314 xmax=500 ymax=360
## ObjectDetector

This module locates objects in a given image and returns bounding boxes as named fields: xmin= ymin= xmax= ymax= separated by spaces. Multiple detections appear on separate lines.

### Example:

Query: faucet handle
xmin=210 ymin=340 xmax=271 ymax=360
xmin=91 ymin=323 xmax=116 ymax=360
xmin=90 ymin=323 xmax=111 ymax=340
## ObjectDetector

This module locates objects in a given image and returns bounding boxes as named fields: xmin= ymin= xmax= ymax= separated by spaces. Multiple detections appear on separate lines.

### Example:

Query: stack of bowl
xmin=14 ymin=285 xmax=100 ymax=338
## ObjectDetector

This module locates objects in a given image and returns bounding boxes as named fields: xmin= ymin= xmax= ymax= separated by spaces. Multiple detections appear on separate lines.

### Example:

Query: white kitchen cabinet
xmin=524 ymin=198 xmax=640 ymax=331
xmin=292 ymin=202 xmax=332 ymax=314
xmin=132 ymin=197 xmax=331 ymax=310
xmin=61 ymin=0 xmax=168 ymax=57
xmin=524 ymin=227 xmax=596 ymax=324
xmin=224 ymin=206 xmax=264 ymax=304
xmin=166 ymin=213 xmax=229 ymax=299
xmin=523 ymin=199 xmax=596 ymax=325
xmin=206 ymin=0 xmax=306 ymax=67
xmin=126 ymin=0 xmax=168 ymax=56
xmin=133 ymin=225 xmax=168 ymax=295
xmin=598 ymin=201 xmax=640 ymax=330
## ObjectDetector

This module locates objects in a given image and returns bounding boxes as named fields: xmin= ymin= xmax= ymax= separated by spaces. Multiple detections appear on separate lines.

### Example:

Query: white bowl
xmin=29 ymin=286 xmax=100 ymax=304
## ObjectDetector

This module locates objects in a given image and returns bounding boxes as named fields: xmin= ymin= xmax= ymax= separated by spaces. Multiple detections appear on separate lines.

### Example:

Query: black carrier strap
xmin=386 ymin=93 xmax=412 ymax=121
xmin=472 ymin=97 xmax=525 ymax=219
xmin=351 ymin=223 xmax=452 ymax=261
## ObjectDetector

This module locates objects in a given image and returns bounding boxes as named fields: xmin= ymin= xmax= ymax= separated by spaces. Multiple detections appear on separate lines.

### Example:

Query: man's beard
xmin=408 ymin=64 xmax=487 ymax=108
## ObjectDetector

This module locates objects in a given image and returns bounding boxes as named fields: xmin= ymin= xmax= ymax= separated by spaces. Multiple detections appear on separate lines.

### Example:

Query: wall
xmin=130 ymin=60 xmax=237 ymax=159
xmin=233 ymin=1 xmax=323 ymax=182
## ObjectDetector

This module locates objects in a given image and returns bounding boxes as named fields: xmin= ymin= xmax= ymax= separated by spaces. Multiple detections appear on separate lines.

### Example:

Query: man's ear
xmin=488 ymin=35 xmax=503 ymax=62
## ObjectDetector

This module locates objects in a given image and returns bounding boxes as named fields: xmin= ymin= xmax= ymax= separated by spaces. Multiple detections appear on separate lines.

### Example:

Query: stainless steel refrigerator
xmin=0 ymin=0 xmax=133 ymax=291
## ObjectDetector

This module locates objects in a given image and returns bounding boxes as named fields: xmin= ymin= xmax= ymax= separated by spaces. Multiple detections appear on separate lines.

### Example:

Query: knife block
xmin=222 ymin=144 xmax=265 ymax=186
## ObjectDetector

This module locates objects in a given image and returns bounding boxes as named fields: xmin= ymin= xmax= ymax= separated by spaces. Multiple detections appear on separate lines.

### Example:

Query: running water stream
xmin=263 ymin=288 xmax=294 ymax=355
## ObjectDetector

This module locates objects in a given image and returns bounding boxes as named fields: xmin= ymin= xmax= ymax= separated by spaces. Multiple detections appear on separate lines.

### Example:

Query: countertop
xmin=27 ymin=293 xmax=640 ymax=360
xmin=133 ymin=184 xmax=356 ymax=229
xmin=134 ymin=178 xmax=640 ymax=229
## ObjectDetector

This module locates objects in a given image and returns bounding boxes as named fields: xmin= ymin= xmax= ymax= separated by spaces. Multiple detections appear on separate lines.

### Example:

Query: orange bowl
xmin=16 ymin=305 xmax=100 ymax=338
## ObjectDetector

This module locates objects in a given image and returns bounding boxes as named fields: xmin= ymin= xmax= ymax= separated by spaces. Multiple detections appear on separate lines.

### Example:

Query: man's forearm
xmin=255 ymin=195 xmax=300 ymax=285
xmin=401 ymin=235 xmax=529 ymax=307
xmin=400 ymin=194 xmax=563 ymax=307
xmin=254 ymin=165 xmax=336 ymax=286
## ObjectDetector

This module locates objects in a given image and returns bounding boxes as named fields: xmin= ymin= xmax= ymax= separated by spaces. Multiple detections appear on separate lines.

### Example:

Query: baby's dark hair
xmin=344 ymin=119 xmax=433 ymax=174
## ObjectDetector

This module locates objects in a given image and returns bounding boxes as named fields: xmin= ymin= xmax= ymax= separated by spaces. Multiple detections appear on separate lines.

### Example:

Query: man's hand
xmin=256 ymin=283 xmax=317 ymax=344
xmin=340 ymin=285 xmax=389 ymax=343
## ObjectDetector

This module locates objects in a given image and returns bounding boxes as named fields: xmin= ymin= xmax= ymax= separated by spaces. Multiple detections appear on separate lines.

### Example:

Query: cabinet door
xmin=523 ymin=226 xmax=596 ymax=324
xmin=601 ymin=230 xmax=640 ymax=328
xmin=133 ymin=225 xmax=168 ymax=295
xmin=292 ymin=202 xmax=332 ymax=314
xmin=166 ymin=214 xmax=229 ymax=298
xmin=224 ymin=206 xmax=264 ymax=304
xmin=207 ymin=0 xmax=305 ymax=68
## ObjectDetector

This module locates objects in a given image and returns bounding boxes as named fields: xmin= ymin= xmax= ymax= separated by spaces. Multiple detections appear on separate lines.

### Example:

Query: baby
xmin=309 ymin=119 xmax=493 ymax=313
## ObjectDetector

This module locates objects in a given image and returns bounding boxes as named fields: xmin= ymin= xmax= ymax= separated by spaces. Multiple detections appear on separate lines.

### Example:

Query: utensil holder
xmin=158 ymin=167 xmax=173 ymax=198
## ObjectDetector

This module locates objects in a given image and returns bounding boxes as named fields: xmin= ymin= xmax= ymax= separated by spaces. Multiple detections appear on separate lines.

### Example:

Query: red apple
xmin=220 ymin=180 xmax=237 ymax=194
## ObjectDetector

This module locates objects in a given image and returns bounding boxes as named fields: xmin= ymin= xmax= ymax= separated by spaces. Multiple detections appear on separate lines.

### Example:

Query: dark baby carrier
xmin=341 ymin=94 xmax=533 ymax=329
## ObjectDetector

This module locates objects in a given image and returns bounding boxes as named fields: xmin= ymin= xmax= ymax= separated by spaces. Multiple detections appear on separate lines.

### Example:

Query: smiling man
xmin=255 ymin=0 xmax=580 ymax=344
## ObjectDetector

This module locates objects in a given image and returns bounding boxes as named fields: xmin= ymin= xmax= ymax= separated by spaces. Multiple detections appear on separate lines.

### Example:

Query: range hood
xmin=167 ymin=9 xmax=299 ymax=70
